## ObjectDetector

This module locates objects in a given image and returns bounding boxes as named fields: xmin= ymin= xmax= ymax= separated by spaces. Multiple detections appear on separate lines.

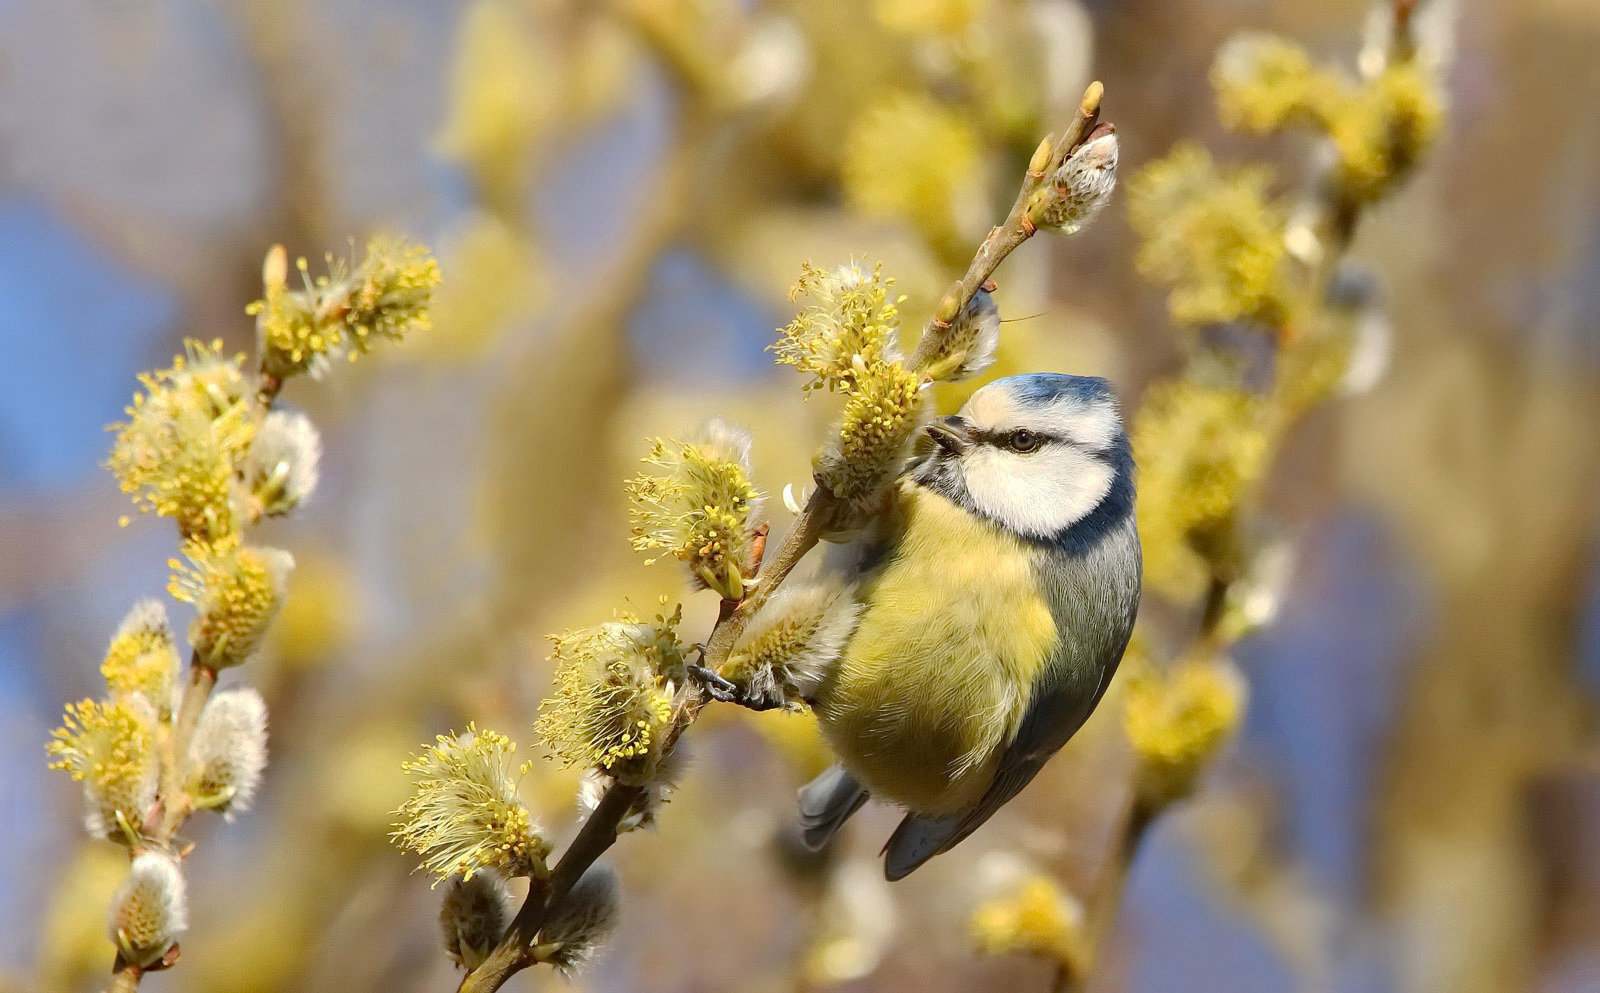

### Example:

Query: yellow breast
xmin=812 ymin=483 xmax=1058 ymax=814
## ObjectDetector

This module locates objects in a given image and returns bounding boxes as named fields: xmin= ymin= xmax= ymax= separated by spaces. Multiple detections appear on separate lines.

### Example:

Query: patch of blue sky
xmin=0 ymin=198 xmax=175 ymax=494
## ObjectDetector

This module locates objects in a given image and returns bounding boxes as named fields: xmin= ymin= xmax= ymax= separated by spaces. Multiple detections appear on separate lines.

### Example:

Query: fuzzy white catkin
xmin=440 ymin=871 xmax=511 ymax=971
xmin=940 ymin=288 xmax=1001 ymax=382
xmin=188 ymin=687 xmax=268 ymax=816
xmin=245 ymin=410 xmax=322 ymax=516
xmin=541 ymin=861 xmax=621 ymax=974
xmin=1043 ymin=129 xmax=1119 ymax=235
xmin=108 ymin=852 xmax=187 ymax=967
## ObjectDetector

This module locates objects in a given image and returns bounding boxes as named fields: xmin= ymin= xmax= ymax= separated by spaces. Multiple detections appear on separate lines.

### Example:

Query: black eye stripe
xmin=973 ymin=429 xmax=1065 ymax=449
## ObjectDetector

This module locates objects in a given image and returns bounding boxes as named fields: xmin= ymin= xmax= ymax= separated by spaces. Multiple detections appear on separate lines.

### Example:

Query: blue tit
xmin=793 ymin=372 xmax=1141 ymax=879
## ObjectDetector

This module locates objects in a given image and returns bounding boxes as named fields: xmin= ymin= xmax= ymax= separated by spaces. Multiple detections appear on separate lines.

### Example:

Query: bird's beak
xmin=926 ymin=415 xmax=973 ymax=456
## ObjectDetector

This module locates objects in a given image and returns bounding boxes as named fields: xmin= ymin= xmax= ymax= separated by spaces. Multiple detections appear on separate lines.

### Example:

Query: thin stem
xmin=146 ymin=661 xmax=218 ymax=840
xmin=1060 ymin=796 xmax=1159 ymax=993
xmin=1050 ymin=961 xmax=1072 ymax=993
xmin=105 ymin=960 xmax=141 ymax=993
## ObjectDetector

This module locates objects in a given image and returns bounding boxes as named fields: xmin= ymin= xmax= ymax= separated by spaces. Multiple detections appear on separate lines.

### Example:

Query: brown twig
xmin=457 ymin=782 xmax=646 ymax=993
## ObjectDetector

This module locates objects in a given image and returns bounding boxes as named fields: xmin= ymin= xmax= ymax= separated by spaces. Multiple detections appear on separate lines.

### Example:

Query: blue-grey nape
xmin=999 ymin=372 xmax=1118 ymax=407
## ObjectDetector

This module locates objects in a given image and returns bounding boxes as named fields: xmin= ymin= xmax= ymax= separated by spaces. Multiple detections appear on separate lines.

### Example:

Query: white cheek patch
xmin=961 ymin=444 xmax=1114 ymax=538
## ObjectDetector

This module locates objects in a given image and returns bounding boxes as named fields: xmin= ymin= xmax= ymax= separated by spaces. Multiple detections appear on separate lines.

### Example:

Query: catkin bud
xmin=244 ymin=411 xmax=322 ymax=518
xmin=440 ymin=871 xmax=512 ymax=971
xmin=721 ymin=580 xmax=860 ymax=710
xmin=1030 ymin=124 xmax=1119 ymax=236
xmin=918 ymin=287 xmax=1002 ymax=383
xmin=108 ymin=852 xmax=187 ymax=968
xmin=537 ymin=861 xmax=621 ymax=975
xmin=188 ymin=687 xmax=269 ymax=816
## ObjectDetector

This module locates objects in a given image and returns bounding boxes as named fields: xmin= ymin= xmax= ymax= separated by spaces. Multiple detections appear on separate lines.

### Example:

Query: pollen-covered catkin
xmin=775 ymin=262 xmax=905 ymax=393
xmin=46 ymin=698 xmax=159 ymax=842
xmin=106 ymin=340 xmax=254 ymax=543
xmin=250 ymin=239 xmax=440 ymax=380
xmin=392 ymin=724 xmax=549 ymax=884
xmin=171 ymin=543 xmax=295 ymax=669
xmin=815 ymin=360 xmax=925 ymax=508
xmin=100 ymin=599 xmax=180 ymax=710
xmin=536 ymin=612 xmax=685 ymax=785
xmin=628 ymin=420 xmax=763 ymax=601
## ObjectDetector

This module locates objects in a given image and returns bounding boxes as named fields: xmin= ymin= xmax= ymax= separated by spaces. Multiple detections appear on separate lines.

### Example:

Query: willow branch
xmin=908 ymin=81 xmax=1105 ymax=371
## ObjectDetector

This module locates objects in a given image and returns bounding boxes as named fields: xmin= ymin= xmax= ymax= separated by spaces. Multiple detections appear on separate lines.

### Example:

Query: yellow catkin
xmin=392 ymin=724 xmax=547 ymax=884
xmin=536 ymin=611 xmax=684 ymax=786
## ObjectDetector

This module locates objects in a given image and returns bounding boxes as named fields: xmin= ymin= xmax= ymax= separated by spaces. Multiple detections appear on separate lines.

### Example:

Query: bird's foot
xmin=688 ymin=665 xmax=783 ymax=711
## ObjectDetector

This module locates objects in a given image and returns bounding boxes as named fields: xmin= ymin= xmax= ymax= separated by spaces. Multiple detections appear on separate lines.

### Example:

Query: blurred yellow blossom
xmin=971 ymin=874 xmax=1086 ymax=968
xmin=874 ymin=0 xmax=986 ymax=37
xmin=1133 ymin=380 xmax=1274 ymax=599
xmin=1124 ymin=656 xmax=1246 ymax=806
xmin=1128 ymin=143 xmax=1289 ymax=328
xmin=436 ymin=0 xmax=557 ymax=207
xmin=1213 ymin=33 xmax=1442 ymax=205
xmin=841 ymin=91 xmax=983 ymax=247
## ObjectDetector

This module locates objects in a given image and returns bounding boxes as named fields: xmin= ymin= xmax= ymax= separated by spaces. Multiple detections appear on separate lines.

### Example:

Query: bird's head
xmin=912 ymin=373 xmax=1134 ymax=544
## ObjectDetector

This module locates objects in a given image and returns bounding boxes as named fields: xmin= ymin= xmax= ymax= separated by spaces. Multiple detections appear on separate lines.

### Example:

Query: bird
xmin=708 ymin=372 xmax=1141 ymax=880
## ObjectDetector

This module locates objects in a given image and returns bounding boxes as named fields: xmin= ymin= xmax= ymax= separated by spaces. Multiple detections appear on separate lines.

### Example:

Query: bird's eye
xmin=1008 ymin=429 xmax=1042 ymax=453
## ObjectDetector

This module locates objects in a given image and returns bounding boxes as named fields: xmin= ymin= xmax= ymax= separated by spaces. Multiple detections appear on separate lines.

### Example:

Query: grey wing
xmin=798 ymin=765 xmax=870 ymax=850
xmin=883 ymin=640 xmax=1125 ymax=880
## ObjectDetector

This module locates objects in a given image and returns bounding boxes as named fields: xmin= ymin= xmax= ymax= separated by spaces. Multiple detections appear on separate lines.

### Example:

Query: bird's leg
xmin=687 ymin=664 xmax=784 ymax=711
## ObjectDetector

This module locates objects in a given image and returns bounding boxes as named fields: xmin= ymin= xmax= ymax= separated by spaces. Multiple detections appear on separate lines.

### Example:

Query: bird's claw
xmin=689 ymin=664 xmax=741 ymax=703
xmin=689 ymin=664 xmax=785 ymax=711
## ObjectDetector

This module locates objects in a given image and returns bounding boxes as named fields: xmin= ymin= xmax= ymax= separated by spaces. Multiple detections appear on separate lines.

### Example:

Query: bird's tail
xmin=797 ymin=765 xmax=869 ymax=850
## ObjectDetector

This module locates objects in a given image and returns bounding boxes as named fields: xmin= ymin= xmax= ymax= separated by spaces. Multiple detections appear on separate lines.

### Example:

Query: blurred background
xmin=3 ymin=0 xmax=1599 ymax=991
